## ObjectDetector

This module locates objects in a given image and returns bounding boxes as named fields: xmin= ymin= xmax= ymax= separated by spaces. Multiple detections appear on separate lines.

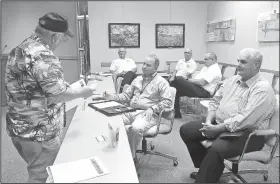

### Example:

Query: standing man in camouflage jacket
xmin=5 ymin=12 xmax=96 ymax=183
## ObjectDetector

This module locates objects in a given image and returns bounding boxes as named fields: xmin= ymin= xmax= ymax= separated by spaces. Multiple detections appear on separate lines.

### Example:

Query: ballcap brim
xmin=65 ymin=28 xmax=75 ymax=37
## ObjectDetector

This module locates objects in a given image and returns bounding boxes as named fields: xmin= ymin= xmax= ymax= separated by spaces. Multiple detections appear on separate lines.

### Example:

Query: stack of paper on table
xmin=46 ymin=157 xmax=109 ymax=183
xmin=98 ymin=72 xmax=112 ymax=77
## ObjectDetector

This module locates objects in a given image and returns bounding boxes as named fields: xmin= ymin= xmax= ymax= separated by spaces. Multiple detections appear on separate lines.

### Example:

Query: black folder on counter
xmin=88 ymin=101 xmax=136 ymax=116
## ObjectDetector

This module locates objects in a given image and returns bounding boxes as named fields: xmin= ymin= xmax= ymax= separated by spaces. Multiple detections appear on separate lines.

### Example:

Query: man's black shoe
xmin=190 ymin=172 xmax=197 ymax=180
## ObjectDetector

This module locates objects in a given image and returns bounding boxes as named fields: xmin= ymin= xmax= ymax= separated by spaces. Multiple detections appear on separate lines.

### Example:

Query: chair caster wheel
xmin=150 ymin=145 xmax=155 ymax=150
xmin=263 ymin=174 xmax=268 ymax=181
xmin=173 ymin=160 xmax=178 ymax=166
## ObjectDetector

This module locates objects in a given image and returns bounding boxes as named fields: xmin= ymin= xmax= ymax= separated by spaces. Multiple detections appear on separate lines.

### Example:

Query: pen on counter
xmin=82 ymin=98 xmax=86 ymax=111
xmin=102 ymin=135 xmax=107 ymax=141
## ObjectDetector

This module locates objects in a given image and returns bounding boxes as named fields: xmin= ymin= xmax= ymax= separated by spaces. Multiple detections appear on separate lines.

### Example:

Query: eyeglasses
xmin=204 ymin=58 xmax=213 ymax=61
xmin=184 ymin=52 xmax=192 ymax=54
xmin=237 ymin=59 xmax=247 ymax=64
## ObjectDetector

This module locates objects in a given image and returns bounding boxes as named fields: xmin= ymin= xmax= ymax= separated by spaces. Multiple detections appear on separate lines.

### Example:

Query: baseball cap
xmin=39 ymin=12 xmax=74 ymax=37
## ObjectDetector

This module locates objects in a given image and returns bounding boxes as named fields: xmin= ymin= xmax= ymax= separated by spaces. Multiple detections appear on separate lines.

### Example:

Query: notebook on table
xmin=88 ymin=101 xmax=136 ymax=116
xmin=46 ymin=157 xmax=109 ymax=183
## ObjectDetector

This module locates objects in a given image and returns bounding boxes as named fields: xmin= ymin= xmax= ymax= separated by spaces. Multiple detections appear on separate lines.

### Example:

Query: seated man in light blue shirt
xmin=104 ymin=54 xmax=172 ymax=163
xmin=179 ymin=48 xmax=277 ymax=183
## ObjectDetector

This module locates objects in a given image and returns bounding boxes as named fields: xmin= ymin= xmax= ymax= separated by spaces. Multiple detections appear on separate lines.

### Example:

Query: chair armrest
xmin=253 ymin=129 xmax=276 ymax=136
xmin=149 ymin=109 xmax=174 ymax=137
xmin=234 ymin=129 xmax=279 ymax=164
xmin=161 ymin=109 xmax=175 ymax=119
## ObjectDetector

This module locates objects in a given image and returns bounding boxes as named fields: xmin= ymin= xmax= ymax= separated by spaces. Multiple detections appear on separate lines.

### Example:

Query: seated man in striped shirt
xmin=179 ymin=48 xmax=277 ymax=183
xmin=104 ymin=54 xmax=172 ymax=163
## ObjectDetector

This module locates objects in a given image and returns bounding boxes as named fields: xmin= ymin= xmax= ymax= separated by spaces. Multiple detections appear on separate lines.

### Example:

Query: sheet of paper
xmin=200 ymin=100 xmax=210 ymax=109
xmin=99 ymin=72 xmax=112 ymax=76
xmin=71 ymin=79 xmax=86 ymax=89
xmin=64 ymin=80 xmax=86 ymax=111
xmin=47 ymin=157 xmax=109 ymax=183
xmin=92 ymin=101 xmax=125 ymax=109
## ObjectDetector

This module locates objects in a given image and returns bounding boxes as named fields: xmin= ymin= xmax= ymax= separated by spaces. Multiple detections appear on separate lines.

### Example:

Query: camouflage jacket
xmin=5 ymin=33 xmax=67 ymax=142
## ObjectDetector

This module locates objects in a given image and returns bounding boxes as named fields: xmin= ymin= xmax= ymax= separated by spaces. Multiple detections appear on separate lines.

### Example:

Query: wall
xmin=88 ymin=1 xmax=208 ymax=72
xmin=206 ymin=1 xmax=279 ymax=71
xmin=1 ymin=0 xmax=79 ymax=106
xmin=0 ymin=0 xmax=2 ymax=110
xmin=1 ymin=0 xmax=78 ymax=56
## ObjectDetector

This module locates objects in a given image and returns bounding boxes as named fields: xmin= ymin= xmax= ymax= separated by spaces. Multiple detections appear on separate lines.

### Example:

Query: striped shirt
xmin=110 ymin=73 xmax=172 ymax=114
xmin=208 ymin=73 xmax=276 ymax=132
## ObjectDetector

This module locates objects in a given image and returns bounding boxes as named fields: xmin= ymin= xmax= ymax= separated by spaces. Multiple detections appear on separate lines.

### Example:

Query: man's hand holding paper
xmin=88 ymin=83 xmax=98 ymax=92
xmin=70 ymin=79 xmax=99 ymax=99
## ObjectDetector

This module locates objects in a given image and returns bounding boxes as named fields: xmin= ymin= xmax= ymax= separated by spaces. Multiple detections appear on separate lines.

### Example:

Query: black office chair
xmin=136 ymin=87 xmax=178 ymax=166
xmin=191 ymin=106 xmax=279 ymax=183
xmin=180 ymin=81 xmax=223 ymax=116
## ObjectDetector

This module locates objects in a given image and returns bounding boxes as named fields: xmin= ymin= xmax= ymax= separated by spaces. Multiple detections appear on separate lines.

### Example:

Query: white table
xmin=54 ymin=76 xmax=139 ymax=183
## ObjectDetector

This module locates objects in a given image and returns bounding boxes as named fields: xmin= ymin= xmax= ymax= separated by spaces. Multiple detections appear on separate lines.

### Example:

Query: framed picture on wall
xmin=108 ymin=23 xmax=140 ymax=48
xmin=155 ymin=24 xmax=185 ymax=48
xmin=257 ymin=10 xmax=279 ymax=42
xmin=206 ymin=18 xmax=236 ymax=42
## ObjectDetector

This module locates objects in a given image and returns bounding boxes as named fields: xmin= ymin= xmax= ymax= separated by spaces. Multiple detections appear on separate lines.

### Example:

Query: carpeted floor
xmin=1 ymin=107 xmax=279 ymax=183
xmin=1 ymin=107 xmax=76 ymax=183
xmin=136 ymin=114 xmax=279 ymax=183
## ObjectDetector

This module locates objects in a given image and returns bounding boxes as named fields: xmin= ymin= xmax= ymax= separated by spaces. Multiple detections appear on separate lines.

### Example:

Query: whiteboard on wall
xmin=257 ymin=9 xmax=279 ymax=42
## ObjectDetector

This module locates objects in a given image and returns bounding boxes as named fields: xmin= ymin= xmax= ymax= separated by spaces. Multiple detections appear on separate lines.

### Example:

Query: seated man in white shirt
xmin=110 ymin=47 xmax=137 ymax=93
xmin=170 ymin=52 xmax=222 ymax=118
xmin=104 ymin=54 xmax=172 ymax=163
xmin=169 ymin=48 xmax=197 ymax=82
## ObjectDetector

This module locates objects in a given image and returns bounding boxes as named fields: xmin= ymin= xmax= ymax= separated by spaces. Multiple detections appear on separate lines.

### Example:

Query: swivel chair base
xmin=190 ymin=162 xmax=269 ymax=183
xmin=136 ymin=137 xmax=178 ymax=166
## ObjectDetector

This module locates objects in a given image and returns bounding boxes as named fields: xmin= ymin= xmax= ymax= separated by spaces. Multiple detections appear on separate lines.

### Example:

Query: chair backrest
xmin=222 ymin=66 xmax=237 ymax=79
xmin=101 ymin=62 xmax=111 ymax=67
xmin=265 ymin=105 xmax=279 ymax=147
xmin=260 ymin=72 xmax=274 ymax=85
xmin=167 ymin=61 xmax=177 ymax=73
xmin=169 ymin=87 xmax=176 ymax=110
xmin=211 ymin=82 xmax=223 ymax=97
xmin=273 ymin=77 xmax=279 ymax=93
